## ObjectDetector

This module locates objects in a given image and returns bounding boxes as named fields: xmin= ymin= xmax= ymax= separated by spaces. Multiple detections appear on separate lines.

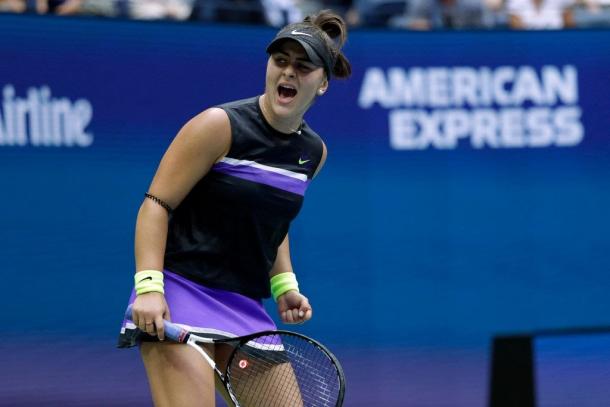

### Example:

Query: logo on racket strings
xmin=238 ymin=359 xmax=249 ymax=369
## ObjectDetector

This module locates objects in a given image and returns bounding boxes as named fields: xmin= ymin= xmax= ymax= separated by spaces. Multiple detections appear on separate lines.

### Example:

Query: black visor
xmin=266 ymin=23 xmax=335 ymax=78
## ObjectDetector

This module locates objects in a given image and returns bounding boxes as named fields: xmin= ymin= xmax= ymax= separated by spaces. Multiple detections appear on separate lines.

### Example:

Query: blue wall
xmin=1 ymin=14 xmax=609 ymax=406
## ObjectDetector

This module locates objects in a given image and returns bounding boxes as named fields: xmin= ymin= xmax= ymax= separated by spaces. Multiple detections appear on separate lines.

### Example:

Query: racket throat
xmin=189 ymin=342 xmax=223 ymax=375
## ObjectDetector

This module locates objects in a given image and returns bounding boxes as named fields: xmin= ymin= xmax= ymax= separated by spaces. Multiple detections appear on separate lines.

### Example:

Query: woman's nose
xmin=282 ymin=64 xmax=296 ymax=78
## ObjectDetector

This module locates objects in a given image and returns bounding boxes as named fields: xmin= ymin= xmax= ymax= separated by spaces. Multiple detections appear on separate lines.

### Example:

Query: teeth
xmin=279 ymin=84 xmax=296 ymax=90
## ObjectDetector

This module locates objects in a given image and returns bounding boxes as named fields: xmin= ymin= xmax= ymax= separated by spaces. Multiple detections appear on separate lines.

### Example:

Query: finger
xmin=297 ymin=305 xmax=309 ymax=319
xmin=298 ymin=298 xmax=311 ymax=318
xmin=155 ymin=315 xmax=165 ymax=341
xmin=291 ymin=308 xmax=300 ymax=321
xmin=132 ymin=311 xmax=140 ymax=328
xmin=295 ymin=308 xmax=308 ymax=322
xmin=285 ymin=310 xmax=295 ymax=324
xmin=145 ymin=320 xmax=156 ymax=336
xmin=303 ymin=308 xmax=313 ymax=321
xmin=137 ymin=315 xmax=148 ymax=332
xmin=137 ymin=318 xmax=146 ymax=332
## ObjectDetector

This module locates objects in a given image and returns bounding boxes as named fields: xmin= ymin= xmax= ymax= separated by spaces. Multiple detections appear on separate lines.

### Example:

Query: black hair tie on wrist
xmin=144 ymin=193 xmax=173 ymax=214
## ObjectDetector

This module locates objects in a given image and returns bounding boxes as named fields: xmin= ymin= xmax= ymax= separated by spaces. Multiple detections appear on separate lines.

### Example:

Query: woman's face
xmin=264 ymin=40 xmax=328 ymax=120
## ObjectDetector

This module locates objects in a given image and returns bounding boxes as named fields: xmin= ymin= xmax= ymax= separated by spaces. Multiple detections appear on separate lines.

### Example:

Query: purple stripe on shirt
xmin=212 ymin=162 xmax=310 ymax=196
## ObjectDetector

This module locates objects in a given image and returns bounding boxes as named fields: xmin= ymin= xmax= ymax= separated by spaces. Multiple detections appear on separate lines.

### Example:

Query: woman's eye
xmin=298 ymin=64 xmax=312 ymax=72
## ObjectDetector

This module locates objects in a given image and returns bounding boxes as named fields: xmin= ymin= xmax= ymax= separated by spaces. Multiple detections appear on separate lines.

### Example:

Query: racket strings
xmin=288 ymin=343 xmax=339 ymax=404
xmin=227 ymin=333 xmax=341 ymax=406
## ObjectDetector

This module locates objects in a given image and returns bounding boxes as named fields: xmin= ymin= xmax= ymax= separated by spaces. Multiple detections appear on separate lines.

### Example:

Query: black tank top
xmin=164 ymin=96 xmax=324 ymax=299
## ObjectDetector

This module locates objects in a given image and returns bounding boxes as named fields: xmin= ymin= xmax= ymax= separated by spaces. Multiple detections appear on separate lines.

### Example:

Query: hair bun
xmin=301 ymin=9 xmax=352 ymax=79
xmin=305 ymin=9 xmax=347 ymax=48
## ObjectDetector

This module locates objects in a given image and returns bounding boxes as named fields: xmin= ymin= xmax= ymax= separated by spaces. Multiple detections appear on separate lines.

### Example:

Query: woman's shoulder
xmin=187 ymin=107 xmax=230 ymax=133
xmin=217 ymin=96 xmax=259 ymax=113
xmin=175 ymin=107 xmax=231 ymax=153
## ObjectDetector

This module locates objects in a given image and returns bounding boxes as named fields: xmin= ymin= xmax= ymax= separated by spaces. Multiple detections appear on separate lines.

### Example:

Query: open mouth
xmin=277 ymin=84 xmax=297 ymax=102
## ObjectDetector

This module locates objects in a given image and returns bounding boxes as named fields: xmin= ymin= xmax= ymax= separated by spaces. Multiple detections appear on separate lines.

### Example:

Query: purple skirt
xmin=118 ymin=269 xmax=277 ymax=348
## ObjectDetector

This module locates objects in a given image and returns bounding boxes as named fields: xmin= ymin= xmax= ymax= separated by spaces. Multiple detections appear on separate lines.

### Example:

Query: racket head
xmin=222 ymin=330 xmax=345 ymax=407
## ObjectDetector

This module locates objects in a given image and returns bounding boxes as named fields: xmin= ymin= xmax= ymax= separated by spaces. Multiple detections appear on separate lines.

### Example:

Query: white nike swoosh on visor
xmin=291 ymin=30 xmax=312 ymax=37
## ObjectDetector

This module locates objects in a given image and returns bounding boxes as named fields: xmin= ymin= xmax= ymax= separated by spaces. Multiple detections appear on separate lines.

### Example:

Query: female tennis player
xmin=118 ymin=9 xmax=351 ymax=406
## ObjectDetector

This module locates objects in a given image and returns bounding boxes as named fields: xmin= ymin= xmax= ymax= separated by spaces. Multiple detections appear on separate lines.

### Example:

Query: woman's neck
xmin=259 ymin=94 xmax=303 ymax=134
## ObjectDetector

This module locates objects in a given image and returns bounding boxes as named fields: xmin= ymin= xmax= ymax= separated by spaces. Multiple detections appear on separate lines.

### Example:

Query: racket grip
xmin=124 ymin=304 xmax=190 ymax=343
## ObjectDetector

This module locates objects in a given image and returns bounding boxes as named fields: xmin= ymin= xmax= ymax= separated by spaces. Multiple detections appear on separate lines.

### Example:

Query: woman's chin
xmin=264 ymin=92 xmax=304 ymax=120
xmin=272 ymin=100 xmax=298 ymax=117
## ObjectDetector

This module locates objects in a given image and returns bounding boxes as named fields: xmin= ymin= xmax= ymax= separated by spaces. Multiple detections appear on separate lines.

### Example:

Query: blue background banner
xmin=1 ymin=14 xmax=609 ymax=406
xmin=536 ymin=332 xmax=610 ymax=406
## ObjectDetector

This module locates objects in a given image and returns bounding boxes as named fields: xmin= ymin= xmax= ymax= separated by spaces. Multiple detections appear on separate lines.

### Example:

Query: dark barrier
xmin=490 ymin=328 xmax=610 ymax=407
xmin=489 ymin=335 xmax=535 ymax=407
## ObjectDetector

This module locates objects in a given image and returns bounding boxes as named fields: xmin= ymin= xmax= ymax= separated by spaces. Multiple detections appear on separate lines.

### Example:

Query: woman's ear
xmin=317 ymin=78 xmax=329 ymax=95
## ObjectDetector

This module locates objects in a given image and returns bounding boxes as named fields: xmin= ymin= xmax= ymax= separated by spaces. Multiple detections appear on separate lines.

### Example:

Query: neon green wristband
xmin=136 ymin=282 xmax=165 ymax=295
xmin=270 ymin=272 xmax=299 ymax=302
xmin=134 ymin=270 xmax=164 ymax=296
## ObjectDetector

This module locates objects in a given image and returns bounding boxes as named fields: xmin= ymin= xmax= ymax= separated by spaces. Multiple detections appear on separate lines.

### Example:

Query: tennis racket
xmin=125 ymin=305 xmax=345 ymax=407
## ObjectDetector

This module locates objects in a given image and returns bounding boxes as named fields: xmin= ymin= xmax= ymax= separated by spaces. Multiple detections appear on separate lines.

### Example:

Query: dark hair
xmin=303 ymin=10 xmax=352 ymax=79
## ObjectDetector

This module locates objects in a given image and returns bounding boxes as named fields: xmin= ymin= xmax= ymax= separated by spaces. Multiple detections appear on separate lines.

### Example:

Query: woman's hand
xmin=131 ymin=292 xmax=171 ymax=340
xmin=277 ymin=290 xmax=312 ymax=324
